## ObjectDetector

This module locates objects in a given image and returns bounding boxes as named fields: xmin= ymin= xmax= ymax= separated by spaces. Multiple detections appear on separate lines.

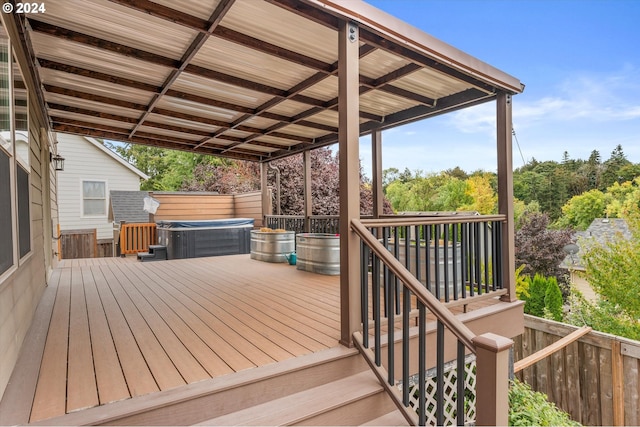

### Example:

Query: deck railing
xmin=351 ymin=217 xmax=512 ymax=426
xmin=265 ymin=214 xmax=339 ymax=234
xmin=119 ymin=222 xmax=157 ymax=255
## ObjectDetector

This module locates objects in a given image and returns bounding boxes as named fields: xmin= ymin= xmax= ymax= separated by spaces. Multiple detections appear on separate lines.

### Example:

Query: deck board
xmin=30 ymin=268 xmax=71 ymax=422
xmin=26 ymin=255 xmax=343 ymax=422
xmin=17 ymin=254 xmax=504 ymax=423
xmin=67 ymin=268 xmax=99 ymax=413
xmin=81 ymin=267 xmax=130 ymax=406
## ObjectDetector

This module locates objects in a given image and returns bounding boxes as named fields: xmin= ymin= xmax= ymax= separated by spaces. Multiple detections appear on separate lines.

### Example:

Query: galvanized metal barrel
xmin=250 ymin=231 xmax=295 ymax=263
xmin=296 ymin=233 xmax=340 ymax=275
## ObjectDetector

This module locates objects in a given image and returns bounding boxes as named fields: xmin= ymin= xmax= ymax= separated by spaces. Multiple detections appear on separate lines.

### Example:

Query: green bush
xmin=524 ymin=274 xmax=547 ymax=317
xmin=544 ymin=276 xmax=564 ymax=321
xmin=509 ymin=378 xmax=580 ymax=426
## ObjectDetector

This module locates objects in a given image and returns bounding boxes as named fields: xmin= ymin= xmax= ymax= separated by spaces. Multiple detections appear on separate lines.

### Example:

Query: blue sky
xmin=356 ymin=0 xmax=640 ymax=177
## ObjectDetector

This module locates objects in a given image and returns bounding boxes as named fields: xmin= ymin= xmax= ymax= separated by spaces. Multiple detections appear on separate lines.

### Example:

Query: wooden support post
xmin=303 ymin=150 xmax=312 ymax=232
xmin=496 ymin=92 xmax=516 ymax=302
xmin=371 ymin=130 xmax=383 ymax=218
xmin=338 ymin=19 xmax=361 ymax=347
xmin=612 ymin=339 xmax=625 ymax=426
xmin=473 ymin=332 xmax=513 ymax=426
xmin=260 ymin=163 xmax=270 ymax=227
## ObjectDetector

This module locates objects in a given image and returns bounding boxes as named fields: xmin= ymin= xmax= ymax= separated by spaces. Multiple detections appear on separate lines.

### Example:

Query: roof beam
xmin=51 ymin=122 xmax=264 ymax=161
xmin=46 ymin=98 xmax=312 ymax=145
xmin=128 ymin=0 xmax=236 ymax=138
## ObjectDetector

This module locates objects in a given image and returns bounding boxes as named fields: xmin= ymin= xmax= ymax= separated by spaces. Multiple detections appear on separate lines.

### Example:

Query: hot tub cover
xmin=156 ymin=218 xmax=254 ymax=230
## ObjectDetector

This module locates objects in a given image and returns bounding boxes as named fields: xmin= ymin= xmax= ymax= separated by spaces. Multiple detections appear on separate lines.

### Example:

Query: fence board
xmin=60 ymin=229 xmax=96 ymax=259
xmin=599 ymin=346 xmax=613 ymax=426
xmin=514 ymin=315 xmax=640 ymax=426
xmin=624 ymin=357 xmax=638 ymax=426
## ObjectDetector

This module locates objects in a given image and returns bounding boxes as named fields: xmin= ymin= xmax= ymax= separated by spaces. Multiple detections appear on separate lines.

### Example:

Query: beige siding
xmin=0 ymin=16 xmax=52 ymax=400
xmin=57 ymin=134 xmax=143 ymax=240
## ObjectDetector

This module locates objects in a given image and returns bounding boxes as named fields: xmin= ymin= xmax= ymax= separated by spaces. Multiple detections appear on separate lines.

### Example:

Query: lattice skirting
xmin=399 ymin=355 xmax=477 ymax=426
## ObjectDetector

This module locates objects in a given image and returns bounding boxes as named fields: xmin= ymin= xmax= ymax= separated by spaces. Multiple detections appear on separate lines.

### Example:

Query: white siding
xmin=56 ymin=134 xmax=144 ymax=240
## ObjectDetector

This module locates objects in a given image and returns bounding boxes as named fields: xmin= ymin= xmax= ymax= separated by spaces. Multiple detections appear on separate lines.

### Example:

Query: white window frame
xmin=81 ymin=179 xmax=108 ymax=218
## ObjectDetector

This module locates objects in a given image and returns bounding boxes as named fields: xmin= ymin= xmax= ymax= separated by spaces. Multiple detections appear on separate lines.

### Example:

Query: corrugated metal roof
xmin=11 ymin=0 xmax=523 ymax=162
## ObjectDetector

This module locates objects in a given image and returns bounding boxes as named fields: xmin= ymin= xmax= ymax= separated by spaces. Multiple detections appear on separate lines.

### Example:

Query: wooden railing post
xmin=473 ymin=332 xmax=513 ymax=426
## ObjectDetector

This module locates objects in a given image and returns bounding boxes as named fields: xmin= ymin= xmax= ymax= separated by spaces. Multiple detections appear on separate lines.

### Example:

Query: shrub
xmin=524 ymin=274 xmax=547 ymax=317
xmin=544 ymin=276 xmax=564 ymax=321
xmin=509 ymin=378 xmax=580 ymax=426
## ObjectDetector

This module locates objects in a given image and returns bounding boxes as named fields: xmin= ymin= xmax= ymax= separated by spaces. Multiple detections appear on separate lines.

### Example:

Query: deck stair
xmin=28 ymin=346 xmax=407 ymax=426
xmin=136 ymin=244 xmax=167 ymax=262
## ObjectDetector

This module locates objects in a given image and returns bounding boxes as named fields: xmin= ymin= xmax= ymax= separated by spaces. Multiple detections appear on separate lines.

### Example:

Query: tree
xmin=557 ymin=189 xmax=607 ymax=230
xmin=543 ymin=277 xmax=563 ymax=321
xmin=581 ymin=214 xmax=640 ymax=319
xmin=515 ymin=211 xmax=573 ymax=288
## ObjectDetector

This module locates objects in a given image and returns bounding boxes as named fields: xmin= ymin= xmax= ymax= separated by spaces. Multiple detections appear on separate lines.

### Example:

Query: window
xmin=0 ymin=21 xmax=31 ymax=279
xmin=0 ymin=148 xmax=13 ymax=275
xmin=82 ymin=180 xmax=107 ymax=216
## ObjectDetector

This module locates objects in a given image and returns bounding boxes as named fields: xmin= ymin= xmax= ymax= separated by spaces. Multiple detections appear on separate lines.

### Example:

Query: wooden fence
xmin=59 ymin=229 xmax=97 ymax=259
xmin=513 ymin=315 xmax=640 ymax=426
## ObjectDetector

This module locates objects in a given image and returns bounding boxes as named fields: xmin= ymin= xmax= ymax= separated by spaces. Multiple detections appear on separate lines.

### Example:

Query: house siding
xmin=57 ymin=134 xmax=144 ymax=240
xmin=0 ymin=15 xmax=53 ymax=401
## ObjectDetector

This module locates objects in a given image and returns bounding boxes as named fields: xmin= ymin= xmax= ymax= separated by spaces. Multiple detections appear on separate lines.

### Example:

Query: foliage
xmin=515 ymin=211 xmax=572 ymax=287
xmin=508 ymin=379 xmax=580 ymax=426
xmin=565 ymin=290 xmax=640 ymax=341
xmin=543 ymin=276 xmax=564 ymax=321
xmin=512 ymin=145 xmax=640 ymax=222
xmin=383 ymin=169 xmax=497 ymax=214
xmin=557 ymin=189 xmax=607 ymax=230
xmin=523 ymin=274 xmax=548 ymax=317
xmin=580 ymin=212 xmax=640 ymax=319
xmin=514 ymin=264 xmax=529 ymax=300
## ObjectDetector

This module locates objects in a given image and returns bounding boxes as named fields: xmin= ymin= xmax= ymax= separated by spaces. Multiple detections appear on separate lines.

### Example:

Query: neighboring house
xmin=56 ymin=133 xmax=148 ymax=241
xmin=561 ymin=218 xmax=632 ymax=300
xmin=109 ymin=190 xmax=152 ymax=225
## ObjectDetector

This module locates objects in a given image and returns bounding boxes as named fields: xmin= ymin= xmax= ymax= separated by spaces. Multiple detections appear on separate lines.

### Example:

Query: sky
xmin=355 ymin=0 xmax=640 ymax=177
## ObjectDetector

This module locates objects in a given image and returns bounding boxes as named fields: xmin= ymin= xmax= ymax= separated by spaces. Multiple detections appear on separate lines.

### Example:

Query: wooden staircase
xmin=29 ymin=346 xmax=407 ymax=426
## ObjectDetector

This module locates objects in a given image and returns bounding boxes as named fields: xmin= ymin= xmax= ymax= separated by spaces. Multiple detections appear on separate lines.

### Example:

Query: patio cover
xmin=9 ymin=0 xmax=524 ymax=163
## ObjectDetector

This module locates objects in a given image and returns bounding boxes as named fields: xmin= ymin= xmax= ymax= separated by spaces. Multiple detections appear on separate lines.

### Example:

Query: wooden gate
xmin=59 ymin=229 xmax=97 ymax=259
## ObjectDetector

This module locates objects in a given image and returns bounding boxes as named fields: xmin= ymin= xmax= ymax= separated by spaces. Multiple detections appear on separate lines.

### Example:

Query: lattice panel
xmin=401 ymin=356 xmax=477 ymax=426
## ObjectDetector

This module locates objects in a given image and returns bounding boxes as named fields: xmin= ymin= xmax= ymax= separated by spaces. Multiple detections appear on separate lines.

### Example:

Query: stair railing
xmin=351 ymin=218 xmax=512 ymax=426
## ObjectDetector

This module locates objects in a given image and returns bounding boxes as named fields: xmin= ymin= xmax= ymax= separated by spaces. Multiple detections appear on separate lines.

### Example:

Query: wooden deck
xmin=0 ymin=254 xmax=517 ymax=425
xmin=12 ymin=255 xmax=342 ymax=423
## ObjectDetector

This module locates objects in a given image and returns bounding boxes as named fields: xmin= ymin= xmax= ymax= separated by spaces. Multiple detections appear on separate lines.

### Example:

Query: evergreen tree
xmin=543 ymin=276 xmax=564 ymax=321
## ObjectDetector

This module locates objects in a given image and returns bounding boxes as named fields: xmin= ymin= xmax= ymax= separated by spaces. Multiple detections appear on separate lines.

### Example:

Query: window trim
xmin=81 ymin=179 xmax=108 ymax=218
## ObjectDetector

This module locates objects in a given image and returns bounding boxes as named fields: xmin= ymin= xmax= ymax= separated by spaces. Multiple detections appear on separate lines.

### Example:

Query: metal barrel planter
xmin=250 ymin=230 xmax=295 ymax=263
xmin=296 ymin=233 xmax=340 ymax=275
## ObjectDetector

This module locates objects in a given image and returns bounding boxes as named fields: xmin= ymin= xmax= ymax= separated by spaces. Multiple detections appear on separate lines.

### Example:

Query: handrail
xmin=361 ymin=214 xmax=506 ymax=227
xmin=514 ymin=325 xmax=592 ymax=373
xmin=351 ymin=218 xmax=476 ymax=350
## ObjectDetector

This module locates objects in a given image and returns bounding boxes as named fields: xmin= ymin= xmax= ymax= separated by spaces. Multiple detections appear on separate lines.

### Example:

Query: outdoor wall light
xmin=50 ymin=152 xmax=65 ymax=171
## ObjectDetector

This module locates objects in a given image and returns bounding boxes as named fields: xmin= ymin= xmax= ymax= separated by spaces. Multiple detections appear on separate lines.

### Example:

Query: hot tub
xmin=157 ymin=218 xmax=254 ymax=259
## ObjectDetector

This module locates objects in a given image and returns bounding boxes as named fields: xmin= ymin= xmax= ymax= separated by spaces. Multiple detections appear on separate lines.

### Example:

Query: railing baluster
xmin=361 ymin=239 xmax=369 ymax=349
xmin=484 ymin=221 xmax=490 ymax=293
xmin=436 ymin=320 xmax=445 ymax=426
xmin=457 ymin=340 xmax=466 ymax=426
xmin=394 ymin=226 xmax=401 ymax=315
xmin=434 ymin=224 xmax=441 ymax=300
xmin=425 ymin=224 xmax=431 ymax=294
xmin=373 ymin=244 xmax=381 ymax=366
xmin=387 ymin=241 xmax=395 ymax=386
xmin=403 ymin=280 xmax=410 ymax=406
xmin=444 ymin=223 xmax=450 ymax=302
xmin=474 ymin=222 xmax=482 ymax=295
xmin=418 ymin=301 xmax=426 ymax=426
xmin=453 ymin=222 xmax=459 ymax=300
